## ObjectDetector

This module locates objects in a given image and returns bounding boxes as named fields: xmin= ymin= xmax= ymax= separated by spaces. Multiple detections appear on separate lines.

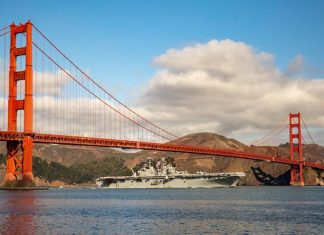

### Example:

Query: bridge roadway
xmin=0 ymin=131 xmax=323 ymax=170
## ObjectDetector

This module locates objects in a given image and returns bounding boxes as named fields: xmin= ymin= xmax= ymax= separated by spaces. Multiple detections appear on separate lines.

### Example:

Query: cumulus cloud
xmin=0 ymin=95 xmax=145 ymax=141
xmin=0 ymin=66 xmax=161 ymax=142
xmin=286 ymin=54 xmax=304 ymax=76
xmin=0 ymin=68 xmax=70 ymax=97
xmin=33 ymin=70 xmax=70 ymax=96
xmin=135 ymin=39 xmax=324 ymax=144
xmin=1 ymin=40 xmax=323 ymax=145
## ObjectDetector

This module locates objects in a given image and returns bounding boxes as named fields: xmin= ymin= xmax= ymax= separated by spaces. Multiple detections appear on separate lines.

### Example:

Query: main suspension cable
xmin=32 ymin=40 xmax=174 ymax=141
xmin=301 ymin=116 xmax=315 ymax=144
xmin=32 ymin=24 xmax=178 ymax=140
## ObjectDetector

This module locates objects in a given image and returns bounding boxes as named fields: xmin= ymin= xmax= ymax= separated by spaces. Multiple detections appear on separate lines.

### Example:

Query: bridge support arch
xmin=4 ymin=21 xmax=34 ymax=186
xmin=289 ymin=112 xmax=304 ymax=186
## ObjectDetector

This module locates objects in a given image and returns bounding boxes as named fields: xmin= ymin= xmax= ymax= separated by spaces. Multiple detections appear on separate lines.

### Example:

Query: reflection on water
xmin=0 ymin=187 xmax=323 ymax=234
xmin=1 ymin=191 xmax=37 ymax=235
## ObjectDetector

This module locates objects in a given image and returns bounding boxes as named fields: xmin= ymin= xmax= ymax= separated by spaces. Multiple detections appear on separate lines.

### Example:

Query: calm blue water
xmin=0 ymin=187 xmax=323 ymax=234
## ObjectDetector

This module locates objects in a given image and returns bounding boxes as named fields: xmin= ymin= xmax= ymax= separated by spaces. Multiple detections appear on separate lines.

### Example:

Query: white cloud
xmin=0 ymin=95 xmax=146 ymax=141
xmin=286 ymin=54 xmax=304 ymax=76
xmin=135 ymin=39 xmax=324 ymax=145
xmin=1 ymin=40 xmax=324 ymax=145
xmin=33 ymin=70 xmax=70 ymax=96
xmin=0 ymin=68 xmax=70 ymax=97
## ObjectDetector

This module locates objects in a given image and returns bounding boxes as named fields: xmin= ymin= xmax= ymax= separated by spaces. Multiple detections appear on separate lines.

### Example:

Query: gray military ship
xmin=96 ymin=158 xmax=245 ymax=188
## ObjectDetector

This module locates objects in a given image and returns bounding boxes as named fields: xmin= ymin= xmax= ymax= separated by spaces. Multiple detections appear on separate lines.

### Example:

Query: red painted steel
xmin=289 ymin=113 xmax=304 ymax=186
xmin=1 ymin=21 xmax=323 ymax=188
xmin=5 ymin=21 xmax=34 ymax=184
xmin=32 ymin=24 xmax=178 ymax=141
xmin=0 ymin=130 xmax=323 ymax=170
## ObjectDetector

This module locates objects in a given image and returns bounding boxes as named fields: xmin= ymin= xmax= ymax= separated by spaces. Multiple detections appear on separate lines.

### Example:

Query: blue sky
xmin=1 ymin=1 xmax=324 ymax=143
xmin=1 ymin=0 xmax=324 ymax=98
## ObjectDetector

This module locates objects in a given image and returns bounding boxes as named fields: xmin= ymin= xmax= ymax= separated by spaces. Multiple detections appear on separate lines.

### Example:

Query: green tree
xmin=0 ymin=153 xmax=5 ymax=165
xmin=32 ymin=155 xmax=132 ymax=184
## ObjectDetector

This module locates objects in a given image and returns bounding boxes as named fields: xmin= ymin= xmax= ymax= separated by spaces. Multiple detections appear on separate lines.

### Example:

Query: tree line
xmin=0 ymin=154 xmax=132 ymax=184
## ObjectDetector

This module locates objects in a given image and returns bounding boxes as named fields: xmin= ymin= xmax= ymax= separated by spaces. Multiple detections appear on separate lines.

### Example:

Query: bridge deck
xmin=0 ymin=131 xmax=323 ymax=170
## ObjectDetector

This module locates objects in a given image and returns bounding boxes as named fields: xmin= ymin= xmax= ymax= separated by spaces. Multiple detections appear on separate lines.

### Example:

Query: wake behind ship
xmin=96 ymin=158 xmax=245 ymax=188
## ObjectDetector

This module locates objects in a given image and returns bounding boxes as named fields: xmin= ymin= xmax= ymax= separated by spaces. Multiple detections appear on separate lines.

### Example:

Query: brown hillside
xmin=125 ymin=133 xmax=324 ymax=186
xmin=0 ymin=142 xmax=126 ymax=166
xmin=0 ymin=133 xmax=323 ymax=186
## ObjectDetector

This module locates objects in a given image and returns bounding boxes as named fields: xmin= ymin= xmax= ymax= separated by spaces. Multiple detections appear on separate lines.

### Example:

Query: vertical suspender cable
xmin=19 ymin=35 xmax=22 ymax=131
xmin=56 ymin=48 xmax=58 ymax=134
xmin=41 ymin=37 xmax=44 ymax=133
xmin=34 ymin=33 xmax=37 ymax=132
xmin=3 ymin=32 xmax=6 ymax=130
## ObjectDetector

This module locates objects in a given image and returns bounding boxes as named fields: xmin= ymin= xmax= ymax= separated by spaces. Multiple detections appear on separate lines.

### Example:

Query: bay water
xmin=0 ymin=187 xmax=323 ymax=234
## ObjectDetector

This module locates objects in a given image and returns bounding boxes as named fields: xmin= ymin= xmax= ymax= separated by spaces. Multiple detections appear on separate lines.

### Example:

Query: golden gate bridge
xmin=0 ymin=21 xmax=323 ymax=187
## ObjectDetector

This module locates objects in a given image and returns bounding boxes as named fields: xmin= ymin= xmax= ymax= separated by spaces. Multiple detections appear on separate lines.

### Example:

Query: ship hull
xmin=96 ymin=176 xmax=241 ymax=189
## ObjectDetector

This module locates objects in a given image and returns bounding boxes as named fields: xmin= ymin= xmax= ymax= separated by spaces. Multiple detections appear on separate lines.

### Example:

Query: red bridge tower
xmin=5 ymin=21 xmax=34 ymax=186
xmin=289 ymin=112 xmax=304 ymax=186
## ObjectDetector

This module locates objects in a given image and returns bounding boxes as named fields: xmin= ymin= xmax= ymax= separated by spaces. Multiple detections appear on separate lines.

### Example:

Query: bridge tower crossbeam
xmin=5 ymin=21 xmax=34 ymax=186
xmin=1 ymin=21 xmax=322 ymax=187
xmin=289 ymin=112 xmax=304 ymax=186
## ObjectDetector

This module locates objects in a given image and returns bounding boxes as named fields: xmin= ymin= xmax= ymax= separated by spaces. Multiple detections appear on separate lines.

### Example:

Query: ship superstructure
xmin=96 ymin=158 xmax=245 ymax=189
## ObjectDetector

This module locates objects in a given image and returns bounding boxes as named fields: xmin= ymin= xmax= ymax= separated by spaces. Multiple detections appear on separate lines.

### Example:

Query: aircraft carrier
xmin=96 ymin=158 xmax=245 ymax=188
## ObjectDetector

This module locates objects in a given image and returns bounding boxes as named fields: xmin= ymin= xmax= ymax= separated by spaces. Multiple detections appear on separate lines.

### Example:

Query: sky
xmin=0 ymin=0 xmax=324 ymax=144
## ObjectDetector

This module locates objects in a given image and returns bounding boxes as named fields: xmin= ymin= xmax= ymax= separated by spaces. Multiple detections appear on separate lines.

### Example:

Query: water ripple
xmin=0 ymin=187 xmax=323 ymax=234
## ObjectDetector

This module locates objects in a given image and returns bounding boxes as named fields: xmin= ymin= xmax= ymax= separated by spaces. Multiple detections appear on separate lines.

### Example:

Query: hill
xmin=125 ymin=133 xmax=324 ymax=186
xmin=0 ymin=133 xmax=323 ymax=186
